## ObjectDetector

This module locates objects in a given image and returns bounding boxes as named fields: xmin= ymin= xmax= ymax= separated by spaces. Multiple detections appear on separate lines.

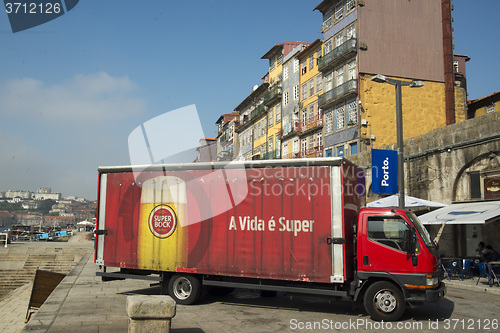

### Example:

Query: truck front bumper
xmin=406 ymin=282 xmax=446 ymax=305
xmin=425 ymin=281 xmax=446 ymax=302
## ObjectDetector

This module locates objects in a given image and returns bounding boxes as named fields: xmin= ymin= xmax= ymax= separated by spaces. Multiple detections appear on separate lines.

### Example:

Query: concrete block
xmin=126 ymin=295 xmax=176 ymax=333
xmin=126 ymin=295 xmax=176 ymax=319
xmin=128 ymin=318 xmax=171 ymax=332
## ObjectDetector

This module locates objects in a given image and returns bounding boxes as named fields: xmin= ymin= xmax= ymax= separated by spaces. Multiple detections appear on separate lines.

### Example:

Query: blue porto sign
xmin=372 ymin=149 xmax=398 ymax=194
xmin=4 ymin=0 xmax=79 ymax=33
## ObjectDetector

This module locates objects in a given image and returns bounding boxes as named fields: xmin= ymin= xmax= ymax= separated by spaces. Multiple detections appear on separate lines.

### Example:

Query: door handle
xmin=363 ymin=255 xmax=369 ymax=266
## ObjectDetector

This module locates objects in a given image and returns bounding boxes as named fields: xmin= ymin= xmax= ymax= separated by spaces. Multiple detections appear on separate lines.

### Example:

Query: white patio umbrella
xmin=367 ymin=195 xmax=447 ymax=208
xmin=77 ymin=220 xmax=95 ymax=226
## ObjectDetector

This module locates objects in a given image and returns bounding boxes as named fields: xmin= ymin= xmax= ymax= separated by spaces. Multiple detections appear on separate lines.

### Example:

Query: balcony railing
xmin=264 ymin=86 xmax=282 ymax=106
xmin=318 ymin=79 xmax=358 ymax=108
xmin=300 ymin=115 xmax=323 ymax=133
xmin=262 ymin=149 xmax=280 ymax=160
xmin=250 ymin=104 xmax=266 ymax=120
xmin=299 ymin=147 xmax=323 ymax=158
xmin=318 ymin=38 xmax=357 ymax=72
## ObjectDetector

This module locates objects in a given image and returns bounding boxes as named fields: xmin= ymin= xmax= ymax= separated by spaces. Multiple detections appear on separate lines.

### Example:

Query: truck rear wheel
xmin=364 ymin=281 xmax=405 ymax=321
xmin=168 ymin=274 xmax=202 ymax=305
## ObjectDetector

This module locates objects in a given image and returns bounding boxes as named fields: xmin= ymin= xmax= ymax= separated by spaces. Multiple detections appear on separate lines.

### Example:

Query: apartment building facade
xmin=315 ymin=0 xmax=461 ymax=156
xmin=216 ymin=112 xmax=239 ymax=161
xmin=297 ymin=39 xmax=324 ymax=158
xmin=280 ymin=43 xmax=310 ymax=159
xmin=234 ymin=80 xmax=269 ymax=161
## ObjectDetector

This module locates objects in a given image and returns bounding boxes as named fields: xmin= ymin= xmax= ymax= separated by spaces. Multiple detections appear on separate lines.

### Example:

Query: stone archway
xmin=452 ymin=151 xmax=500 ymax=202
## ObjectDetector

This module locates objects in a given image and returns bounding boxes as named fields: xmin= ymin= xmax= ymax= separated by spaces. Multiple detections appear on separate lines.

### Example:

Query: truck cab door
xmin=358 ymin=214 xmax=419 ymax=274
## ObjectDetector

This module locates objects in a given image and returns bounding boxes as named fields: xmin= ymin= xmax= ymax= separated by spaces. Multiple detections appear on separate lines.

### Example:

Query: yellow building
xmin=261 ymin=41 xmax=308 ymax=159
xmin=467 ymin=91 xmax=500 ymax=119
xmin=296 ymin=39 xmax=323 ymax=158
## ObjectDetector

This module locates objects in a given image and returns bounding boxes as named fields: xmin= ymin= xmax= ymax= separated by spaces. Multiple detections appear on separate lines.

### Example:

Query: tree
xmin=36 ymin=199 xmax=57 ymax=215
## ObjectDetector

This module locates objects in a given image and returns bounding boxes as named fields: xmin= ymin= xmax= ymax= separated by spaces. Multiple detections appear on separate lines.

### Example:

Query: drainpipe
xmin=442 ymin=0 xmax=455 ymax=125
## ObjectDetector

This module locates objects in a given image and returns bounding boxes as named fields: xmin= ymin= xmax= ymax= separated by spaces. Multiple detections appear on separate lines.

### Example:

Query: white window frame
xmin=334 ymin=2 xmax=344 ymax=22
xmin=293 ymin=84 xmax=300 ymax=101
xmin=336 ymin=104 xmax=345 ymax=130
xmin=283 ymin=65 xmax=289 ymax=81
xmin=277 ymin=52 xmax=283 ymax=65
xmin=284 ymin=91 xmax=289 ymax=107
xmin=293 ymin=139 xmax=300 ymax=154
xmin=325 ymin=72 xmax=333 ymax=91
xmin=302 ymin=83 xmax=307 ymax=100
xmin=323 ymin=9 xmax=333 ymax=31
xmin=324 ymin=38 xmax=333 ymax=55
xmin=309 ymin=80 xmax=315 ymax=97
xmin=270 ymin=57 xmax=275 ymax=71
xmin=334 ymin=31 xmax=344 ymax=48
xmin=487 ymin=104 xmax=495 ymax=114
xmin=293 ymin=58 xmax=300 ymax=73
xmin=347 ymin=99 xmax=357 ymax=126
xmin=346 ymin=24 xmax=356 ymax=40
xmin=276 ymin=104 xmax=281 ymax=122
xmin=336 ymin=66 xmax=345 ymax=87
xmin=325 ymin=110 xmax=333 ymax=134
xmin=317 ymin=74 xmax=323 ymax=92
xmin=317 ymin=132 xmax=323 ymax=148
xmin=348 ymin=59 xmax=357 ymax=81
xmin=346 ymin=0 xmax=356 ymax=13
xmin=301 ymin=138 xmax=307 ymax=153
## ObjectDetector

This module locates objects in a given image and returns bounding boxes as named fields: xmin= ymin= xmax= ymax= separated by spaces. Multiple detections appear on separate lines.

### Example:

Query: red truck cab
xmin=356 ymin=208 xmax=445 ymax=320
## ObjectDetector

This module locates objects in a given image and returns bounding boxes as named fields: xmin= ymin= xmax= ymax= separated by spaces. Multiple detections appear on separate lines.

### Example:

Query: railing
xmin=262 ymin=149 xmax=279 ymax=160
xmin=318 ymin=38 xmax=357 ymax=72
xmin=264 ymin=86 xmax=282 ymax=106
xmin=318 ymin=79 xmax=357 ymax=108
xmin=299 ymin=147 xmax=323 ymax=158
xmin=300 ymin=115 xmax=323 ymax=133
xmin=250 ymin=104 xmax=266 ymax=120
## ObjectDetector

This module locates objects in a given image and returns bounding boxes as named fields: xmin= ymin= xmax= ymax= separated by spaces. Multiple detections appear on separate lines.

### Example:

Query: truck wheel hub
xmin=375 ymin=291 xmax=397 ymax=313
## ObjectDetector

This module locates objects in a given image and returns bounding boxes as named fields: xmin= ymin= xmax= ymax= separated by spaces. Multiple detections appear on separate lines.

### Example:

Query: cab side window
xmin=367 ymin=216 xmax=412 ymax=252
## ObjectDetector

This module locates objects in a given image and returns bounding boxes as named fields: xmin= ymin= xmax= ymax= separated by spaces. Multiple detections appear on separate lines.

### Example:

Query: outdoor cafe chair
xmin=476 ymin=262 xmax=492 ymax=287
xmin=441 ymin=259 xmax=462 ymax=281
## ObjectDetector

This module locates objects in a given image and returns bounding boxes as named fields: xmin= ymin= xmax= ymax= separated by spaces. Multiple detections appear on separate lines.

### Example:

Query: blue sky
xmin=0 ymin=0 xmax=498 ymax=200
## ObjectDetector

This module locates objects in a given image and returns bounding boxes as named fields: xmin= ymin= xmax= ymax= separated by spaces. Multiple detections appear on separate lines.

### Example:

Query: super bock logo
xmin=148 ymin=205 xmax=177 ymax=238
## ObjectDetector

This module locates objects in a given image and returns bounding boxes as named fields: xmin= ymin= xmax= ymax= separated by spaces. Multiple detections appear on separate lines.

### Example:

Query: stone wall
xmin=348 ymin=112 xmax=500 ymax=256
xmin=359 ymin=73 xmax=447 ymax=148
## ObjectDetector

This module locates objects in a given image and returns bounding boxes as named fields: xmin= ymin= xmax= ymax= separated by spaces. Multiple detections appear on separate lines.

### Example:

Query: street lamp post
xmin=371 ymin=74 xmax=424 ymax=209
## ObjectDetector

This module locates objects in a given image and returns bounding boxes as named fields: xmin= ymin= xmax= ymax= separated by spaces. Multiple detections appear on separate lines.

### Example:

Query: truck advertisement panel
xmin=97 ymin=162 xmax=362 ymax=284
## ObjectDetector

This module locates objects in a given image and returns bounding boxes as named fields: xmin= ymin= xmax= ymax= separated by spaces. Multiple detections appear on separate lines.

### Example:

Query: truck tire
xmin=168 ymin=274 xmax=202 ymax=305
xmin=364 ymin=281 xmax=405 ymax=321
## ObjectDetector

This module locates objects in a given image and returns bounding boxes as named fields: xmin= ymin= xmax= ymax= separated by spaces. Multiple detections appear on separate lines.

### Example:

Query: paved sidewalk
xmin=0 ymin=283 xmax=32 ymax=333
xmin=22 ymin=251 xmax=152 ymax=333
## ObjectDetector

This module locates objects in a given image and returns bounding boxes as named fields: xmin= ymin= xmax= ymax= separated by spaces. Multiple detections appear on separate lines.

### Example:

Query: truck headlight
xmin=426 ymin=275 xmax=439 ymax=288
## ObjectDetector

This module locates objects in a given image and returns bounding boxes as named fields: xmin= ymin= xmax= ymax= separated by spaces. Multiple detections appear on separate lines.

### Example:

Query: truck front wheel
xmin=364 ymin=281 xmax=405 ymax=321
xmin=168 ymin=274 xmax=202 ymax=305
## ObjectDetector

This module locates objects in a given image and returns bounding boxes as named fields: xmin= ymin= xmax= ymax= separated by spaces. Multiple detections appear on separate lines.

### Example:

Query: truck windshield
xmin=406 ymin=212 xmax=434 ymax=248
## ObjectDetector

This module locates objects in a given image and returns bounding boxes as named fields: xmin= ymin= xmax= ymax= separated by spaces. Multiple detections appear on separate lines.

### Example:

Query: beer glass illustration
xmin=137 ymin=175 xmax=187 ymax=270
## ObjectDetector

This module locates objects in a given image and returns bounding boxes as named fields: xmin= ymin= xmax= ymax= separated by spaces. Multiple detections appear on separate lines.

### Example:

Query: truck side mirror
xmin=403 ymin=228 xmax=418 ymax=255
